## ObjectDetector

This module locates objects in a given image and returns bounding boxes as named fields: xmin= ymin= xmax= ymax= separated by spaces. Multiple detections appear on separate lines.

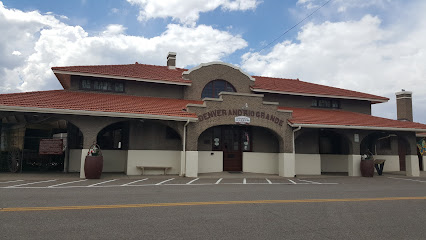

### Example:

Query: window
xmin=311 ymin=98 xmax=340 ymax=109
xmin=80 ymin=77 xmax=125 ymax=93
xmin=201 ymin=80 xmax=236 ymax=99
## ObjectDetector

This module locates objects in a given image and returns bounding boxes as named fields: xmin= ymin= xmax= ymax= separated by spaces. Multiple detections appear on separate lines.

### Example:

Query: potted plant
xmin=360 ymin=150 xmax=374 ymax=177
xmin=84 ymin=143 xmax=103 ymax=179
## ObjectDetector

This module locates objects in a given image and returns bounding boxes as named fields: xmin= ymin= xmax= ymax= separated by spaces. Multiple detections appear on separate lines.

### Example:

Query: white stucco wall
xmin=102 ymin=150 xmax=127 ymax=172
xmin=126 ymin=150 xmax=181 ymax=175
xmin=374 ymin=155 xmax=400 ymax=172
xmin=278 ymin=153 xmax=295 ymax=177
xmin=69 ymin=149 xmax=127 ymax=173
xmin=198 ymin=151 xmax=223 ymax=173
xmin=243 ymin=152 xmax=278 ymax=174
xmin=69 ymin=149 xmax=83 ymax=172
xmin=185 ymin=151 xmax=199 ymax=177
xmin=295 ymin=154 xmax=321 ymax=175
xmin=321 ymin=154 xmax=348 ymax=172
xmin=406 ymin=155 xmax=420 ymax=177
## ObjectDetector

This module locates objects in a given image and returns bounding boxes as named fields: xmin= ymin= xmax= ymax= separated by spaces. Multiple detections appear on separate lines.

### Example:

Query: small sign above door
xmin=235 ymin=116 xmax=250 ymax=124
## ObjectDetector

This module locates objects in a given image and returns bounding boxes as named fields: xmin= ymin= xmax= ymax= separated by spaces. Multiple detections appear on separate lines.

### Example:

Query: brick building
xmin=1 ymin=52 xmax=425 ymax=177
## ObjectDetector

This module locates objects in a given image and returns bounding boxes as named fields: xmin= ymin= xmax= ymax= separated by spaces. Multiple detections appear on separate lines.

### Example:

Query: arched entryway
xmin=97 ymin=120 xmax=183 ymax=175
xmin=295 ymin=129 xmax=351 ymax=175
xmin=197 ymin=125 xmax=280 ymax=173
xmin=360 ymin=132 xmax=412 ymax=172
xmin=0 ymin=115 xmax=83 ymax=173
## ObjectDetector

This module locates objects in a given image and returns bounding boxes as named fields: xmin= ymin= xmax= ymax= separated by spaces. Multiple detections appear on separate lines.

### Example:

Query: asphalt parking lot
xmin=1 ymin=172 xmax=426 ymax=240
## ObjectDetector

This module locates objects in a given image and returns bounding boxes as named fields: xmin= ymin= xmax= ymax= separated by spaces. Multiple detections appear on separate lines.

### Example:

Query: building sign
xmin=39 ymin=139 xmax=63 ymax=155
xmin=235 ymin=116 xmax=250 ymax=124
xmin=197 ymin=109 xmax=285 ymax=127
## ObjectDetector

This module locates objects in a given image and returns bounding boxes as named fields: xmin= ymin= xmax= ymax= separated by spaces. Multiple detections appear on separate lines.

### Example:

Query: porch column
xmin=185 ymin=151 xmax=199 ymax=177
xmin=348 ymin=155 xmax=362 ymax=176
xmin=278 ymin=153 xmax=295 ymax=177
xmin=406 ymin=155 xmax=420 ymax=176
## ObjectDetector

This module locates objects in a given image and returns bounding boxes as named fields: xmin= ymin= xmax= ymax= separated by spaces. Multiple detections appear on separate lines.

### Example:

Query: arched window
xmin=201 ymin=80 xmax=236 ymax=99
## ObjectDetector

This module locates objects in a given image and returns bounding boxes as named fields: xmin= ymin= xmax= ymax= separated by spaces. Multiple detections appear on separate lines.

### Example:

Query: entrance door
xmin=219 ymin=126 xmax=252 ymax=172
xmin=398 ymin=139 xmax=406 ymax=171
xmin=222 ymin=126 xmax=242 ymax=171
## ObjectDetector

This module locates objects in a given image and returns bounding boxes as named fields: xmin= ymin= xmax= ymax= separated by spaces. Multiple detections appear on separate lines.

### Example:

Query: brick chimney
xmin=167 ymin=52 xmax=176 ymax=69
xmin=396 ymin=90 xmax=413 ymax=121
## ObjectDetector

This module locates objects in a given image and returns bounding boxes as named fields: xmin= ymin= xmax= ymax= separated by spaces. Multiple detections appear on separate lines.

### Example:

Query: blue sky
xmin=1 ymin=0 xmax=425 ymax=123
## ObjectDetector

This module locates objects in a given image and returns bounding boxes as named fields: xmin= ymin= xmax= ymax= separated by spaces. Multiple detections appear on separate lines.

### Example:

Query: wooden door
xmin=398 ymin=139 xmax=406 ymax=171
xmin=222 ymin=126 xmax=242 ymax=171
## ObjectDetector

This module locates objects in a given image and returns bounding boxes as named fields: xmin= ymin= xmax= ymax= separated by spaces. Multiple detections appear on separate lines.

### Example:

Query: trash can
xmin=84 ymin=144 xmax=103 ymax=179
xmin=360 ymin=158 xmax=374 ymax=177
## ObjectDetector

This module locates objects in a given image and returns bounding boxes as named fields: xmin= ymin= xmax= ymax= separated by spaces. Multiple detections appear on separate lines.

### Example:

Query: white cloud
xmin=126 ymin=0 xmax=260 ymax=26
xmin=241 ymin=12 xmax=426 ymax=123
xmin=0 ymin=1 xmax=247 ymax=93
xmin=12 ymin=51 xmax=21 ymax=56
xmin=298 ymin=0 xmax=390 ymax=11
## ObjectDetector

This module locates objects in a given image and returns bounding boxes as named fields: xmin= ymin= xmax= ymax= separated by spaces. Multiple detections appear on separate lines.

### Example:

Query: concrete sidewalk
xmin=1 ymin=171 xmax=424 ymax=181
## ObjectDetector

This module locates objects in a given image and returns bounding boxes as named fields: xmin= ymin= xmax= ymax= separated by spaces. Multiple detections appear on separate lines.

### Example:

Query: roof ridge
xmin=52 ymin=63 xmax=188 ymax=71
xmin=0 ymin=89 xmax=65 ymax=96
xmin=281 ymin=106 xmax=426 ymax=126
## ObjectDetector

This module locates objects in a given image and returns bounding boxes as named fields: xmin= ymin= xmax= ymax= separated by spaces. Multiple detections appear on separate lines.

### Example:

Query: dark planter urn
xmin=84 ymin=155 xmax=103 ymax=179
xmin=360 ymin=159 xmax=374 ymax=177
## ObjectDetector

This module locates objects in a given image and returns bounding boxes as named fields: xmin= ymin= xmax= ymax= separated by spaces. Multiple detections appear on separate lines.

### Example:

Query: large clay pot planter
xmin=360 ymin=159 xmax=374 ymax=177
xmin=84 ymin=155 xmax=103 ymax=179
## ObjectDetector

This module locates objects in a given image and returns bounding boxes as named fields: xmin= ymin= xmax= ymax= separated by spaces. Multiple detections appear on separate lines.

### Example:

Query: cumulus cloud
xmin=297 ymin=0 xmax=390 ymax=12
xmin=127 ymin=0 xmax=260 ymax=26
xmin=0 ymin=2 xmax=247 ymax=93
xmin=241 ymin=12 xmax=426 ymax=123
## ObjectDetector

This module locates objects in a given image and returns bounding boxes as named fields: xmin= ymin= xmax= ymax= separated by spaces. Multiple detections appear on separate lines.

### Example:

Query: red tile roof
xmin=52 ymin=63 xmax=388 ymax=103
xmin=0 ymin=90 xmax=200 ymax=120
xmin=283 ymin=107 xmax=426 ymax=131
xmin=52 ymin=64 xmax=191 ymax=84
xmin=253 ymin=76 xmax=389 ymax=103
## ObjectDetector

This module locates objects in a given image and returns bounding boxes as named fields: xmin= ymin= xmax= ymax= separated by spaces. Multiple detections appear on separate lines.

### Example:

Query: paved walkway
xmin=0 ymin=171 xmax=424 ymax=181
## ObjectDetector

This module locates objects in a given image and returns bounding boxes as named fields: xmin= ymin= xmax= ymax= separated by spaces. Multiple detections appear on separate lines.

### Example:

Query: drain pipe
xmin=292 ymin=126 xmax=302 ymax=153
xmin=181 ymin=119 xmax=190 ymax=176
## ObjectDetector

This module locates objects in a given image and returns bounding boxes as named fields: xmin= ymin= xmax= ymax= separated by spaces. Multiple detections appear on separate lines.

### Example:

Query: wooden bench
xmin=136 ymin=166 xmax=171 ymax=175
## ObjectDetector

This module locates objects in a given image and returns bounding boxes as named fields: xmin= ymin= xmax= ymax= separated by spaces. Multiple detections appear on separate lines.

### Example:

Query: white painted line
xmin=155 ymin=178 xmax=175 ymax=185
xmin=266 ymin=178 xmax=272 ymax=184
xmin=87 ymin=179 xmax=117 ymax=187
xmin=48 ymin=179 xmax=87 ymax=187
xmin=6 ymin=179 xmax=57 ymax=188
xmin=288 ymin=179 xmax=297 ymax=184
xmin=215 ymin=178 xmax=223 ymax=184
xmin=186 ymin=178 xmax=199 ymax=185
xmin=0 ymin=180 xmax=24 ymax=184
xmin=298 ymin=179 xmax=322 ymax=184
xmin=243 ymin=178 xmax=247 ymax=184
xmin=121 ymin=178 xmax=148 ymax=186
xmin=388 ymin=177 xmax=426 ymax=183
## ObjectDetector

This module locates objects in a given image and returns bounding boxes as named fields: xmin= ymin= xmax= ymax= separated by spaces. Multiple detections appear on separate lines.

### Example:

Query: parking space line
xmin=388 ymin=177 xmax=426 ymax=183
xmin=6 ymin=179 xmax=57 ymax=188
xmin=87 ymin=179 xmax=118 ymax=187
xmin=155 ymin=178 xmax=175 ymax=185
xmin=298 ymin=179 xmax=321 ymax=184
xmin=288 ymin=179 xmax=297 ymax=184
xmin=215 ymin=178 xmax=223 ymax=184
xmin=48 ymin=180 xmax=87 ymax=188
xmin=0 ymin=180 xmax=24 ymax=184
xmin=186 ymin=178 xmax=199 ymax=185
xmin=121 ymin=178 xmax=148 ymax=186
xmin=265 ymin=178 xmax=272 ymax=184
xmin=243 ymin=178 xmax=247 ymax=184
